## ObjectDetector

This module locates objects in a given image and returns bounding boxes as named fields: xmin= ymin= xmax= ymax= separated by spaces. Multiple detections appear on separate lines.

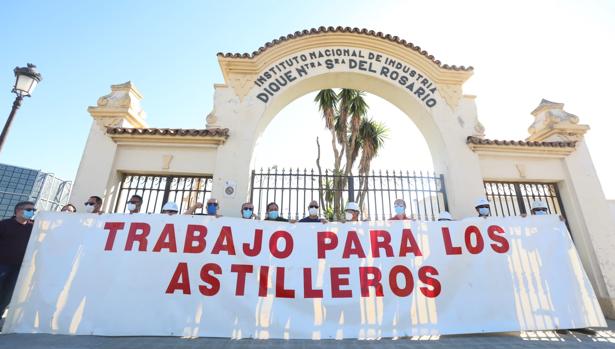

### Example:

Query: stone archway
xmin=208 ymin=27 xmax=487 ymax=218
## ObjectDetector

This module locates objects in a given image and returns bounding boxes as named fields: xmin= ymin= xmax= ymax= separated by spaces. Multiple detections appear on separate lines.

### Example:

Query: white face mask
xmin=126 ymin=203 xmax=137 ymax=212
xmin=84 ymin=204 xmax=95 ymax=213
xmin=478 ymin=207 xmax=490 ymax=216
xmin=308 ymin=207 xmax=318 ymax=216
xmin=345 ymin=212 xmax=354 ymax=221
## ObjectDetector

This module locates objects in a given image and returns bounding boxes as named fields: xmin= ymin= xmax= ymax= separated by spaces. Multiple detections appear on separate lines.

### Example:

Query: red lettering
xmin=269 ymin=230 xmax=293 ymax=258
xmin=330 ymin=267 xmax=352 ymax=298
xmin=103 ymin=222 xmax=124 ymax=251
xmin=275 ymin=267 xmax=295 ymax=298
xmin=370 ymin=230 xmax=394 ymax=257
xmin=488 ymin=225 xmax=510 ymax=253
xmin=442 ymin=227 xmax=462 ymax=255
xmin=389 ymin=265 xmax=414 ymax=297
xmin=359 ymin=266 xmax=383 ymax=297
xmin=230 ymin=264 xmax=253 ymax=296
xmin=243 ymin=229 xmax=263 ymax=256
xmin=464 ymin=225 xmax=484 ymax=254
xmin=211 ymin=226 xmax=236 ymax=255
xmin=317 ymin=231 xmax=338 ymax=259
xmin=125 ymin=222 xmax=150 ymax=251
xmin=342 ymin=231 xmax=366 ymax=258
xmin=399 ymin=228 xmax=422 ymax=257
xmin=152 ymin=224 xmax=177 ymax=252
xmin=418 ymin=266 xmax=441 ymax=298
xmin=258 ymin=266 xmax=269 ymax=297
xmin=199 ymin=263 xmax=221 ymax=296
xmin=184 ymin=224 xmax=207 ymax=253
xmin=303 ymin=268 xmax=323 ymax=298
xmin=165 ymin=262 xmax=191 ymax=294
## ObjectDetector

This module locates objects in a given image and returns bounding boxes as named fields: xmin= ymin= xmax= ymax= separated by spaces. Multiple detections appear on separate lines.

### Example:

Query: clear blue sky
xmin=1 ymin=1 xmax=615 ymax=197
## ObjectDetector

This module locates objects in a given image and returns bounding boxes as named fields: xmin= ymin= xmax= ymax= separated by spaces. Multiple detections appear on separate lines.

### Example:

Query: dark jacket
xmin=0 ymin=217 xmax=33 ymax=266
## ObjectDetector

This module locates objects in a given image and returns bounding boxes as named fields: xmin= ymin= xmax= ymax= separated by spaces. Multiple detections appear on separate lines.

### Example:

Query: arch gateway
xmin=71 ymin=27 xmax=615 ymax=317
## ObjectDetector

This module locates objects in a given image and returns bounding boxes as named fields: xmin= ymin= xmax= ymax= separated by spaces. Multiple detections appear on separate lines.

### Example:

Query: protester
xmin=240 ymin=202 xmax=257 ymax=219
xmin=84 ymin=196 xmax=103 ymax=214
xmin=299 ymin=200 xmax=326 ymax=223
xmin=60 ymin=204 xmax=77 ymax=213
xmin=0 ymin=202 xmax=35 ymax=322
xmin=474 ymin=198 xmax=491 ymax=218
xmin=344 ymin=202 xmax=360 ymax=222
xmin=438 ymin=211 xmax=453 ymax=221
xmin=264 ymin=202 xmax=288 ymax=221
xmin=186 ymin=198 xmax=221 ymax=217
xmin=530 ymin=200 xmax=548 ymax=215
xmin=161 ymin=202 xmax=179 ymax=215
xmin=390 ymin=199 xmax=412 ymax=220
xmin=126 ymin=195 xmax=142 ymax=214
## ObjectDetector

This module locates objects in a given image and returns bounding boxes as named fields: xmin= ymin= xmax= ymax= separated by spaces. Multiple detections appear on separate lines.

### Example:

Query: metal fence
xmin=483 ymin=181 xmax=567 ymax=219
xmin=115 ymin=174 xmax=213 ymax=214
xmin=250 ymin=168 xmax=448 ymax=221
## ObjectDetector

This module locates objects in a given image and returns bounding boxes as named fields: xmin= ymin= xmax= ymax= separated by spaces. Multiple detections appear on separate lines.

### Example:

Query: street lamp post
xmin=0 ymin=63 xmax=42 ymax=153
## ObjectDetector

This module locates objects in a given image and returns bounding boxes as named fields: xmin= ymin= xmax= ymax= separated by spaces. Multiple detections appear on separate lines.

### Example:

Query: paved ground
xmin=1 ymin=322 xmax=615 ymax=348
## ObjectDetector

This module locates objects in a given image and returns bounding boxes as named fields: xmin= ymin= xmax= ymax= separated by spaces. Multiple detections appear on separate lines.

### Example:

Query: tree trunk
xmin=315 ymin=137 xmax=326 ymax=211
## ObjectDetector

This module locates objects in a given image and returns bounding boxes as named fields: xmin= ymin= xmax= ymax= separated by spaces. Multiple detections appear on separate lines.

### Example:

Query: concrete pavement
xmin=2 ymin=321 xmax=615 ymax=349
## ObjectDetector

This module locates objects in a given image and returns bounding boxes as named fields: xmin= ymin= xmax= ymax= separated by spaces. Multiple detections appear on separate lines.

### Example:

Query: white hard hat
xmin=474 ymin=198 xmax=490 ymax=207
xmin=345 ymin=202 xmax=360 ymax=211
xmin=531 ymin=200 xmax=548 ymax=210
xmin=162 ymin=202 xmax=179 ymax=212
xmin=438 ymin=211 xmax=453 ymax=220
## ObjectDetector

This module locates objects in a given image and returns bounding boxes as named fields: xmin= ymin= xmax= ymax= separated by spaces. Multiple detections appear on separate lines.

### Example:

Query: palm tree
xmin=346 ymin=91 xmax=368 ymax=176
xmin=314 ymin=88 xmax=387 ymax=220
xmin=357 ymin=117 xmax=388 ymax=209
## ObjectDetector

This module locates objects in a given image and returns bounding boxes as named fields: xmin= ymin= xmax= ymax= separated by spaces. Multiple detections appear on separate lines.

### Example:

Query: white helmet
xmin=474 ymin=198 xmax=490 ymax=208
xmin=531 ymin=200 xmax=548 ymax=210
xmin=345 ymin=202 xmax=360 ymax=211
xmin=438 ymin=211 xmax=453 ymax=221
xmin=162 ymin=202 xmax=179 ymax=212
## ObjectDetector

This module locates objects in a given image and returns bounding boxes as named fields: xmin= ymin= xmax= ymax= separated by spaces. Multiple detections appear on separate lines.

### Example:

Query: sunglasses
xmin=534 ymin=208 xmax=548 ymax=212
xmin=243 ymin=207 xmax=254 ymax=211
xmin=308 ymin=205 xmax=319 ymax=209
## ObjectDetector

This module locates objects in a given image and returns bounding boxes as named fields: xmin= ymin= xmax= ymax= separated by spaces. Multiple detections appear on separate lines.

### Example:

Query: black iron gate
xmin=250 ymin=168 xmax=448 ymax=221
xmin=115 ymin=174 xmax=213 ymax=214
xmin=483 ymin=181 xmax=567 ymax=220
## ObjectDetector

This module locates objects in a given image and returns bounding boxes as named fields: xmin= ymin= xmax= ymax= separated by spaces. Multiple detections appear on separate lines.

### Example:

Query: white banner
xmin=4 ymin=212 xmax=606 ymax=338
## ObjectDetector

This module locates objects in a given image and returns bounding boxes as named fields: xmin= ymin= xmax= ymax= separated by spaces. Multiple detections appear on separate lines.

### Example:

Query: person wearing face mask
xmin=0 ymin=201 xmax=36 ymax=322
xmin=84 ymin=196 xmax=103 ymax=214
xmin=474 ymin=198 xmax=491 ymax=218
xmin=264 ymin=202 xmax=288 ymax=222
xmin=125 ymin=195 xmax=142 ymax=214
xmin=530 ymin=200 xmax=549 ymax=215
xmin=185 ymin=198 xmax=221 ymax=217
xmin=299 ymin=200 xmax=327 ymax=223
xmin=60 ymin=204 xmax=77 ymax=213
xmin=438 ymin=211 xmax=453 ymax=221
xmin=161 ymin=202 xmax=179 ymax=215
xmin=390 ymin=199 xmax=412 ymax=220
xmin=240 ymin=202 xmax=258 ymax=219
xmin=344 ymin=202 xmax=360 ymax=222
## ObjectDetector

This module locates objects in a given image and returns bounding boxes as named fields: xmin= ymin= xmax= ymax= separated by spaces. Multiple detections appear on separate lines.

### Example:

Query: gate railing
xmin=250 ymin=168 xmax=448 ymax=221
xmin=483 ymin=181 xmax=567 ymax=220
xmin=115 ymin=174 xmax=213 ymax=214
